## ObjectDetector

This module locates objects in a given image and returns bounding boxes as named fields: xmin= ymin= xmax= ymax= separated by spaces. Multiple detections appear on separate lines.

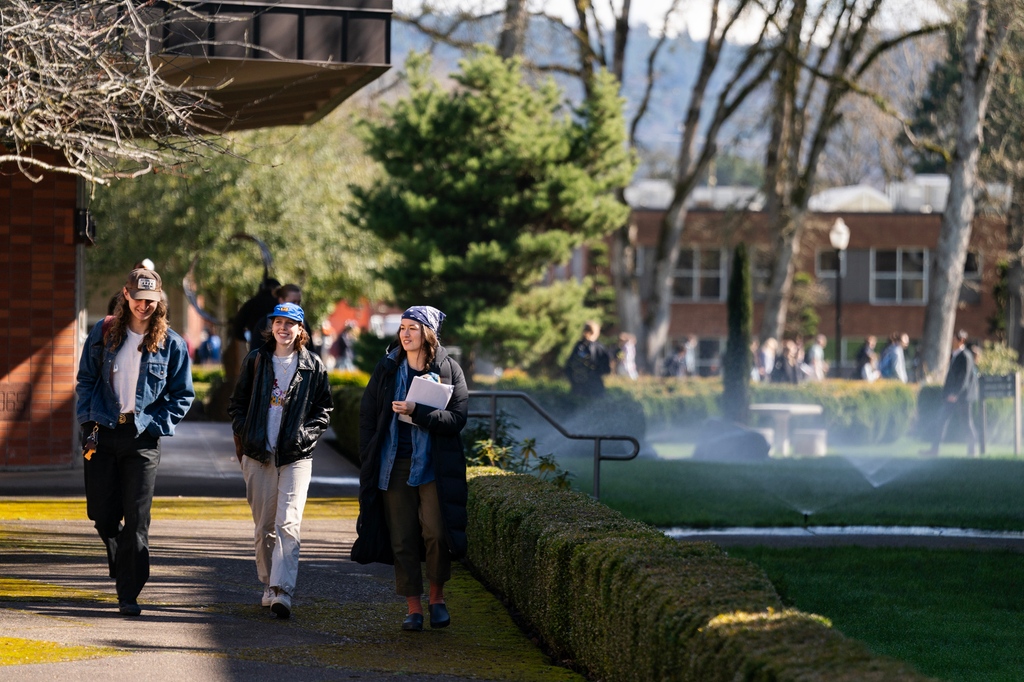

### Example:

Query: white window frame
xmin=870 ymin=247 xmax=928 ymax=305
xmin=672 ymin=248 xmax=726 ymax=302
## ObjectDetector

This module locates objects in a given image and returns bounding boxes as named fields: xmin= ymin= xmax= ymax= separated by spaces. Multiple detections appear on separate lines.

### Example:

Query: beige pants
xmin=241 ymin=456 xmax=312 ymax=596
xmin=382 ymin=457 xmax=450 ymax=597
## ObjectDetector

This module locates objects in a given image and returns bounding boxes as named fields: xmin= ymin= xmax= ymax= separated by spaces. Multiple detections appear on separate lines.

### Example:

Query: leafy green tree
xmin=89 ymin=106 xmax=391 ymax=323
xmin=722 ymin=244 xmax=751 ymax=424
xmin=462 ymin=280 xmax=601 ymax=376
xmin=350 ymin=50 xmax=634 ymax=360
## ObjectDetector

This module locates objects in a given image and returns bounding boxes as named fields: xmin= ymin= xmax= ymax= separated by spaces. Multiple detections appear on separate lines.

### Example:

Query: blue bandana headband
xmin=402 ymin=305 xmax=445 ymax=333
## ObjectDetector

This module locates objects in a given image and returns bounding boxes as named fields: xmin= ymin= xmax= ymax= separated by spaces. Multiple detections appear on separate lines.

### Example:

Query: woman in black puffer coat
xmin=352 ymin=305 xmax=468 ymax=632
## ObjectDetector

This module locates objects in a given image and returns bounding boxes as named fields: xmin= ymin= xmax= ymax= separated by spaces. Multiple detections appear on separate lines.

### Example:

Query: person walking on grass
xmin=76 ymin=267 xmax=194 ymax=617
xmin=922 ymin=329 xmax=979 ymax=457
xmin=564 ymin=321 xmax=611 ymax=394
xmin=879 ymin=332 xmax=910 ymax=383
xmin=228 ymin=302 xmax=333 ymax=619
xmin=354 ymin=306 xmax=469 ymax=632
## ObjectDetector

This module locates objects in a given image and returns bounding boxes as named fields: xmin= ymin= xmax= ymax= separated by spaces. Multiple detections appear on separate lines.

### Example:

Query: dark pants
xmin=83 ymin=420 xmax=160 ymax=603
xmin=933 ymin=398 xmax=978 ymax=455
xmin=382 ymin=457 xmax=450 ymax=597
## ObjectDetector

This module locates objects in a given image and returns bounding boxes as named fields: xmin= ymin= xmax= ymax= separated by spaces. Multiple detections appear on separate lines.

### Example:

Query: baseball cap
xmin=268 ymin=302 xmax=304 ymax=323
xmin=125 ymin=268 xmax=163 ymax=301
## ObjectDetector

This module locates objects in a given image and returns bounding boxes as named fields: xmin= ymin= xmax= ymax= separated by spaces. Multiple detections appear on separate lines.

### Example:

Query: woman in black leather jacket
xmin=228 ymin=302 xmax=333 ymax=619
xmin=353 ymin=305 xmax=468 ymax=632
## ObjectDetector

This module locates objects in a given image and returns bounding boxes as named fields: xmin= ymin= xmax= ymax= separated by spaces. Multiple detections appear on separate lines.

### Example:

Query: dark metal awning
xmin=152 ymin=0 xmax=392 ymax=131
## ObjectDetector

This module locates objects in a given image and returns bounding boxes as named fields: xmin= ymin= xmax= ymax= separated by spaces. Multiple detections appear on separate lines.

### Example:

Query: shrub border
xmin=465 ymin=468 xmax=934 ymax=681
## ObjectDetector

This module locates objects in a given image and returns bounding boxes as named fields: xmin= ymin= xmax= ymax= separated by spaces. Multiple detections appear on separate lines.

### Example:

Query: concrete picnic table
xmin=749 ymin=403 xmax=824 ymax=456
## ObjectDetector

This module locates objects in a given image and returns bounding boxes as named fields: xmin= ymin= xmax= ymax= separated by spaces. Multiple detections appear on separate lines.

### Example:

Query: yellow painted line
xmin=0 ymin=497 xmax=359 ymax=521
xmin=0 ymin=637 xmax=123 ymax=666
xmin=0 ymin=577 xmax=113 ymax=603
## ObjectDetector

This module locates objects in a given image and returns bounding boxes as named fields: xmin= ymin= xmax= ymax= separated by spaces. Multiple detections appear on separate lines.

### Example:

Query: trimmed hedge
xmin=750 ymin=380 xmax=917 ymax=444
xmin=330 ymin=371 xmax=369 ymax=465
xmin=466 ymin=469 xmax=934 ymax=681
xmin=497 ymin=375 xmax=918 ymax=445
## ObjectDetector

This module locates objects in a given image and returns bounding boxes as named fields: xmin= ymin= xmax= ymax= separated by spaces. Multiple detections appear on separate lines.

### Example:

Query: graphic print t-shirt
xmin=266 ymin=352 xmax=298 ymax=453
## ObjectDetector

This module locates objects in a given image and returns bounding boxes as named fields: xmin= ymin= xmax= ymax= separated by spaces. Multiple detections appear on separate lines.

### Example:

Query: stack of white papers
xmin=399 ymin=375 xmax=454 ymax=423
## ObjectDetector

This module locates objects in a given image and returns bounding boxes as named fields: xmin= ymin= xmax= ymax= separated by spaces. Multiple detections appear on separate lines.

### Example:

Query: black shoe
xmin=118 ymin=601 xmax=141 ymax=617
xmin=402 ymin=613 xmax=423 ymax=632
xmin=429 ymin=602 xmax=450 ymax=629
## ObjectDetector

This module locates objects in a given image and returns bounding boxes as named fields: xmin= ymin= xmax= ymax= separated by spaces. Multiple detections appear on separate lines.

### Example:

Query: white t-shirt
xmin=266 ymin=352 xmax=298 ymax=453
xmin=113 ymin=329 xmax=145 ymax=414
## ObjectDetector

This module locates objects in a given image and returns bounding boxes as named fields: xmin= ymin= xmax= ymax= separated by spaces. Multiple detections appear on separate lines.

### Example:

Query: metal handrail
xmin=467 ymin=390 xmax=640 ymax=501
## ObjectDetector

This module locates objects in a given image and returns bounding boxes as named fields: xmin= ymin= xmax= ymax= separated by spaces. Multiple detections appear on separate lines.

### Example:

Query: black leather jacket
xmin=228 ymin=346 xmax=333 ymax=467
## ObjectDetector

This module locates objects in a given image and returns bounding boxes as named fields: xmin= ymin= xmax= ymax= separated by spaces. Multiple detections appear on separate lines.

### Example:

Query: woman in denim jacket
xmin=75 ymin=268 xmax=194 ymax=616
xmin=354 ymin=305 xmax=469 ymax=632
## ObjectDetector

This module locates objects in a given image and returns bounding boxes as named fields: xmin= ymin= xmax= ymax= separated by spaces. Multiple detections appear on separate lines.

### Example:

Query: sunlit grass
xmin=729 ymin=546 xmax=1024 ymax=682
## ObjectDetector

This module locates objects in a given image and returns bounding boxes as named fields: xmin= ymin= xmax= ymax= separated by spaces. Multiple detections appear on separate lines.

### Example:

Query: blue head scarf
xmin=402 ymin=305 xmax=445 ymax=333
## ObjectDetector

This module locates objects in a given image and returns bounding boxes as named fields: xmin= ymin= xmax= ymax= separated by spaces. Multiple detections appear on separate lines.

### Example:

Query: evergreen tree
xmin=350 ymin=50 xmax=634 ymax=360
xmin=722 ymin=244 xmax=752 ymax=424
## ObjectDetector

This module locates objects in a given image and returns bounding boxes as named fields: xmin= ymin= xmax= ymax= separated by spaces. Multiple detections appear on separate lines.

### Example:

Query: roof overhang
xmin=152 ymin=0 xmax=392 ymax=131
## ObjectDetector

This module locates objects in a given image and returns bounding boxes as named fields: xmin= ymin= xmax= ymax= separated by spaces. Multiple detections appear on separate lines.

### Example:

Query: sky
xmin=394 ymin=0 xmax=947 ymax=44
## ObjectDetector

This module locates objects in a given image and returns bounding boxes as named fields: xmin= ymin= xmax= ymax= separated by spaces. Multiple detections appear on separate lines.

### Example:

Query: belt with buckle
xmin=118 ymin=413 xmax=133 ymax=425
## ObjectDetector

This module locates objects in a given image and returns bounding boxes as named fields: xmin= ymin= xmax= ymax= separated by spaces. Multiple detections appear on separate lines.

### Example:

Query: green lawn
xmin=552 ymin=451 xmax=1024 ymax=681
xmin=727 ymin=546 xmax=1024 ymax=682
xmin=561 ymin=454 xmax=1024 ymax=530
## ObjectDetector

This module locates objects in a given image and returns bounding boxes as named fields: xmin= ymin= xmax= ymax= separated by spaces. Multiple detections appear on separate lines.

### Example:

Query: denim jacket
xmin=377 ymin=354 xmax=435 ymax=491
xmin=76 ymin=319 xmax=195 ymax=437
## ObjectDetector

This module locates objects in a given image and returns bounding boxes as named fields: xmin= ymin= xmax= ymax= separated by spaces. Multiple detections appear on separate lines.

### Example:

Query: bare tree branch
xmin=0 ymin=0 xmax=251 ymax=183
xmin=629 ymin=0 xmax=682 ymax=146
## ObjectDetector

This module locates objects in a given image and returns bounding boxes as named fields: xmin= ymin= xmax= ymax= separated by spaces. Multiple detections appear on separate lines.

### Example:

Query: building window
xmin=871 ymin=248 xmax=927 ymax=304
xmin=673 ymin=248 xmax=725 ymax=301
xmin=815 ymin=249 xmax=846 ymax=277
xmin=964 ymin=251 xmax=981 ymax=282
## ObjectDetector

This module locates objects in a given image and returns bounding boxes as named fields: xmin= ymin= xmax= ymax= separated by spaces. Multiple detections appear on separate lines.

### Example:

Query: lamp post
xmin=829 ymin=218 xmax=850 ymax=377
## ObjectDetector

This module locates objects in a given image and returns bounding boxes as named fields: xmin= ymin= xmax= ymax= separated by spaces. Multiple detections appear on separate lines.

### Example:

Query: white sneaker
xmin=261 ymin=586 xmax=274 ymax=607
xmin=270 ymin=589 xmax=291 ymax=619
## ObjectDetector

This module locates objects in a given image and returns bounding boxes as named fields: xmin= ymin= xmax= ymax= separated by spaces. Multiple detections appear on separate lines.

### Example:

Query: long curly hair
xmin=104 ymin=294 xmax=169 ymax=353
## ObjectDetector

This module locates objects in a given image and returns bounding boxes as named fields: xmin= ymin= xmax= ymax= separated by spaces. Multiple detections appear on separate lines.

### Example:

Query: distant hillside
xmin=387 ymin=15 xmax=938 ymax=184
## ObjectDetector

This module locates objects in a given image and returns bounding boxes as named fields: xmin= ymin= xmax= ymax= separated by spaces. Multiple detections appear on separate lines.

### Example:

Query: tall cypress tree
xmin=722 ymin=244 xmax=752 ymax=424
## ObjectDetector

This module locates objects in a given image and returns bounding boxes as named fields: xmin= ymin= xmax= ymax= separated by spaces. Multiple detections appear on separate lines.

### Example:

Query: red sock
xmin=429 ymin=582 xmax=445 ymax=605
xmin=406 ymin=596 xmax=422 ymax=615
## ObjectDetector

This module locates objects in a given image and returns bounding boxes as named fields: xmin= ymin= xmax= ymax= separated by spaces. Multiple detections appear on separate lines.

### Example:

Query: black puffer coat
xmin=354 ymin=343 xmax=469 ymax=563
xmin=228 ymin=346 xmax=333 ymax=467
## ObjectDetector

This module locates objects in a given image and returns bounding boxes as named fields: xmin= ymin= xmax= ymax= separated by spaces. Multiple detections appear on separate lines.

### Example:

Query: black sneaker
xmin=118 ymin=601 xmax=142 ymax=616
xmin=429 ymin=603 xmax=451 ymax=629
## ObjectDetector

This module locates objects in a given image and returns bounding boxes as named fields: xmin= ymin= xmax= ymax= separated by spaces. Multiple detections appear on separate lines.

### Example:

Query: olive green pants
xmin=382 ymin=457 xmax=451 ymax=597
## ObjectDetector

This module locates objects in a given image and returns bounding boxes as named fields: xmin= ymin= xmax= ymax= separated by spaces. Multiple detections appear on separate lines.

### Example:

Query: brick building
xmin=0 ymin=0 xmax=392 ymax=469
xmin=631 ymin=207 xmax=1005 ymax=376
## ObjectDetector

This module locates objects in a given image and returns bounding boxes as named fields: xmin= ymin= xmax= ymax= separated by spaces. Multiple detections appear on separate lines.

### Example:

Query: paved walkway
xmin=0 ymin=422 xmax=578 ymax=682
